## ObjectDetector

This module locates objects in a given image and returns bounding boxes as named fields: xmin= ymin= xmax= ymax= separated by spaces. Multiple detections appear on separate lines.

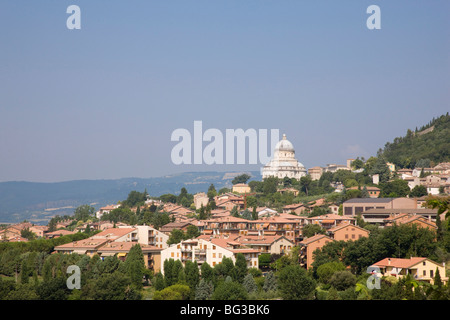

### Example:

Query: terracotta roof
xmin=327 ymin=222 xmax=370 ymax=234
xmin=372 ymin=257 xmax=429 ymax=269
xmin=283 ymin=203 xmax=305 ymax=209
xmin=45 ymin=230 xmax=76 ymax=236
xmin=236 ymin=235 xmax=293 ymax=245
xmin=397 ymin=215 xmax=437 ymax=228
xmin=300 ymin=234 xmax=334 ymax=245
xmin=307 ymin=214 xmax=354 ymax=221
xmin=97 ymin=241 xmax=161 ymax=253
xmin=91 ymin=228 xmax=136 ymax=239
xmin=55 ymin=238 xmax=109 ymax=249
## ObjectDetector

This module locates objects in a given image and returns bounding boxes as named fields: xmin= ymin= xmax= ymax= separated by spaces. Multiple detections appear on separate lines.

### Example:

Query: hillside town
xmin=0 ymin=133 xmax=449 ymax=301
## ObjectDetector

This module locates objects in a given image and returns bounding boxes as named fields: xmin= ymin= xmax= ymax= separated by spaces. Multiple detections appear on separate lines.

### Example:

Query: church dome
xmin=275 ymin=134 xmax=295 ymax=152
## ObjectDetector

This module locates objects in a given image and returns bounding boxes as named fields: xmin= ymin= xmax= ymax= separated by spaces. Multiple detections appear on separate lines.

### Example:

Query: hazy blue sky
xmin=0 ymin=1 xmax=449 ymax=182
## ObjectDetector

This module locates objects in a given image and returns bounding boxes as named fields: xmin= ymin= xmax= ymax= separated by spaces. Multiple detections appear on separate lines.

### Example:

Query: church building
xmin=261 ymin=134 xmax=307 ymax=180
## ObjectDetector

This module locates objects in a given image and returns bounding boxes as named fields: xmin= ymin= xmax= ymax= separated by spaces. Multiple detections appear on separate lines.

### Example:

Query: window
xmin=352 ymin=234 xmax=355 ymax=239
xmin=430 ymin=270 xmax=434 ymax=278
xmin=171 ymin=252 xmax=174 ymax=258
xmin=345 ymin=234 xmax=348 ymax=239
xmin=213 ymin=253 xmax=216 ymax=258
xmin=423 ymin=270 xmax=426 ymax=276
xmin=344 ymin=207 xmax=353 ymax=215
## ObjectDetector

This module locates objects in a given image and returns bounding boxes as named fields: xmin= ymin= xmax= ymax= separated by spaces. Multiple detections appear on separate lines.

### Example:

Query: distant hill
xmin=0 ymin=171 xmax=261 ymax=224
xmin=380 ymin=113 xmax=450 ymax=169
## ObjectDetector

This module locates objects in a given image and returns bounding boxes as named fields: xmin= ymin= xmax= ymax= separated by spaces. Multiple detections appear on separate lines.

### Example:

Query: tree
xmin=409 ymin=185 xmax=428 ymax=198
xmin=299 ymin=175 xmax=312 ymax=196
xmin=159 ymin=193 xmax=177 ymax=204
xmin=123 ymin=244 xmax=145 ymax=289
xmin=167 ymin=229 xmax=185 ymax=245
xmin=380 ymin=179 xmax=410 ymax=197
xmin=263 ymin=271 xmax=278 ymax=292
xmin=207 ymin=184 xmax=217 ymax=200
xmin=360 ymin=186 xmax=369 ymax=198
xmin=243 ymin=274 xmax=258 ymax=293
xmin=185 ymin=225 xmax=200 ymax=239
xmin=429 ymin=268 xmax=445 ymax=300
xmin=370 ymin=157 xmax=390 ymax=184
xmin=36 ymin=277 xmax=70 ymax=300
xmin=211 ymin=281 xmax=248 ymax=300
xmin=184 ymin=260 xmax=200 ymax=294
xmin=328 ymin=271 xmax=356 ymax=291
xmin=316 ymin=261 xmax=346 ymax=286
xmin=232 ymin=174 xmax=251 ymax=185
xmin=153 ymin=284 xmax=190 ymax=300
xmin=195 ymin=279 xmax=214 ymax=300
xmin=153 ymin=272 xmax=166 ymax=291
xmin=74 ymin=204 xmax=96 ymax=222
xmin=20 ymin=228 xmax=36 ymax=241
xmin=200 ymin=262 xmax=215 ymax=284
xmin=277 ymin=265 xmax=316 ymax=300
xmin=351 ymin=159 xmax=364 ymax=170
xmin=123 ymin=190 xmax=147 ymax=207
xmin=234 ymin=253 xmax=248 ymax=282
xmin=302 ymin=224 xmax=326 ymax=238
xmin=252 ymin=206 xmax=258 ymax=220
xmin=425 ymin=195 xmax=450 ymax=219
xmin=241 ymin=209 xmax=252 ymax=220
xmin=198 ymin=203 xmax=207 ymax=220
xmin=231 ymin=206 xmax=239 ymax=218
xmin=263 ymin=177 xmax=278 ymax=195
xmin=82 ymin=271 xmax=140 ymax=300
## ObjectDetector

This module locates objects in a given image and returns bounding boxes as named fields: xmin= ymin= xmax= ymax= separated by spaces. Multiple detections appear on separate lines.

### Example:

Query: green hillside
xmin=381 ymin=113 xmax=450 ymax=169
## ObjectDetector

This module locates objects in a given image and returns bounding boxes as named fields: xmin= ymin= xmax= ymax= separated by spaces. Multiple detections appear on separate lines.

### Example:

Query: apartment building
xmin=383 ymin=214 xmax=437 ymax=230
xmin=343 ymin=197 xmax=419 ymax=217
xmin=97 ymin=241 xmax=162 ymax=272
xmin=54 ymin=227 xmax=163 ymax=273
xmin=327 ymin=223 xmax=370 ymax=241
xmin=371 ymin=257 xmax=448 ymax=285
xmin=160 ymin=237 xmax=259 ymax=274
xmin=304 ymin=214 xmax=355 ymax=230
xmin=234 ymin=234 xmax=295 ymax=255
xmin=132 ymin=225 xmax=170 ymax=249
xmin=299 ymin=234 xmax=335 ymax=270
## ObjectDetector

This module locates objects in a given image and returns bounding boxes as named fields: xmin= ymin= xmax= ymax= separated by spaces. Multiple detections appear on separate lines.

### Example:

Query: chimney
xmin=388 ymin=258 xmax=391 ymax=265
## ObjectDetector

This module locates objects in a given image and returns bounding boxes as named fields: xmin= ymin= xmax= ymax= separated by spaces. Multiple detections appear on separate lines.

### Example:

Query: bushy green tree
xmin=124 ymin=244 xmax=145 ymax=289
xmin=243 ymin=274 xmax=258 ymax=293
xmin=211 ymin=281 xmax=248 ymax=300
xmin=277 ymin=265 xmax=316 ymax=300
xmin=195 ymin=279 xmax=214 ymax=300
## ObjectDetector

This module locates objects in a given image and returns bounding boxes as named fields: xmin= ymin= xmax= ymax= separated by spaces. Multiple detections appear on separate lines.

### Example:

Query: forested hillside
xmin=381 ymin=113 xmax=450 ymax=169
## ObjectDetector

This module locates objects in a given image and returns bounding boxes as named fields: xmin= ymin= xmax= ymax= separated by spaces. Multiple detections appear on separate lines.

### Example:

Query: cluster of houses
xmin=396 ymin=162 xmax=450 ymax=195
xmin=1 ymin=171 xmax=448 ymax=286
xmin=0 ymin=221 xmax=77 ymax=242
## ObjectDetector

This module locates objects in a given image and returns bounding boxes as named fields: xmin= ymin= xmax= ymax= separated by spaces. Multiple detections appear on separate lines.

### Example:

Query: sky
xmin=0 ymin=1 xmax=449 ymax=182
